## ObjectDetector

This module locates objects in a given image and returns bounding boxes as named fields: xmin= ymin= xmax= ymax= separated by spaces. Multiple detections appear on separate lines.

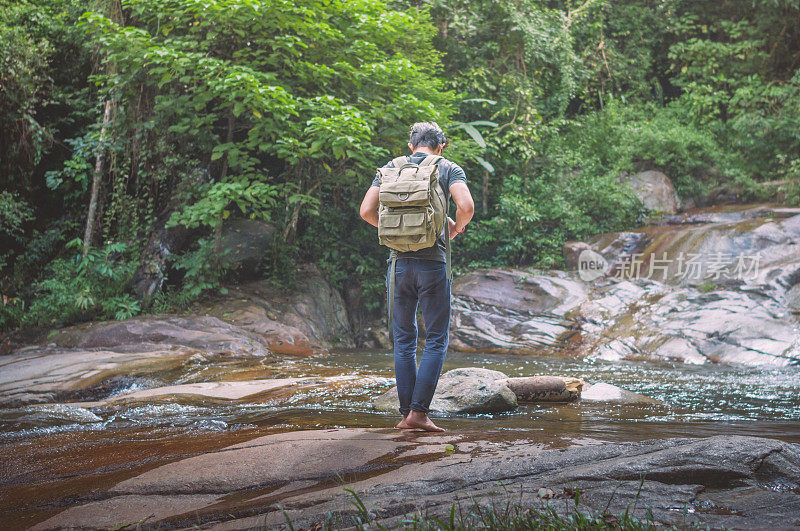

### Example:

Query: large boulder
xmin=217 ymin=218 xmax=276 ymax=279
xmin=453 ymin=269 xmax=587 ymax=316
xmin=621 ymin=170 xmax=680 ymax=214
xmin=450 ymin=269 xmax=587 ymax=354
xmin=204 ymin=263 xmax=354 ymax=354
xmin=372 ymin=367 xmax=517 ymax=415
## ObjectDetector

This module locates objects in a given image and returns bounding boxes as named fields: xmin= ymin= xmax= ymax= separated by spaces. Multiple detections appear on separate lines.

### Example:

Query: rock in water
xmin=372 ymin=367 xmax=517 ymax=415
xmin=501 ymin=376 xmax=584 ymax=402
xmin=581 ymin=382 xmax=662 ymax=405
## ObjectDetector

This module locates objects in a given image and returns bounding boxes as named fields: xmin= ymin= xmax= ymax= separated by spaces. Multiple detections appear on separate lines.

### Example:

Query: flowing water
xmin=4 ymin=348 xmax=799 ymax=445
xmin=267 ymin=349 xmax=800 ymax=438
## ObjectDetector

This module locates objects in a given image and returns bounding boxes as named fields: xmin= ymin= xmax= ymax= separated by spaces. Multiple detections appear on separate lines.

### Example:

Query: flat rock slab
xmin=47 ymin=315 xmax=272 ymax=356
xmin=31 ymin=495 xmax=220 ymax=531
xmin=107 ymin=428 xmax=440 ymax=496
xmin=102 ymin=378 xmax=307 ymax=404
xmin=32 ymin=430 xmax=800 ymax=530
xmin=0 ymin=348 xmax=194 ymax=407
xmin=82 ymin=375 xmax=389 ymax=406
xmin=0 ymin=316 xmax=281 ymax=407
xmin=453 ymin=269 xmax=587 ymax=316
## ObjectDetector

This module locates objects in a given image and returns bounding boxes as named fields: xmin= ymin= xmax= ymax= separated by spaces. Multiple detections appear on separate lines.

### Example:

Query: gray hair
xmin=409 ymin=122 xmax=448 ymax=149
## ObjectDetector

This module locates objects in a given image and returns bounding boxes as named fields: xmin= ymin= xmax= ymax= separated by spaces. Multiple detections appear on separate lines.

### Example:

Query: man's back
xmin=371 ymin=151 xmax=467 ymax=262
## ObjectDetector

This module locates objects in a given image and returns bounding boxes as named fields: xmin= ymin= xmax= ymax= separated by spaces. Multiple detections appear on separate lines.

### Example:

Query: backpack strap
xmin=445 ymin=217 xmax=452 ymax=281
xmin=419 ymin=155 xmax=442 ymax=167
xmin=387 ymin=249 xmax=397 ymax=342
xmin=390 ymin=155 xmax=408 ymax=169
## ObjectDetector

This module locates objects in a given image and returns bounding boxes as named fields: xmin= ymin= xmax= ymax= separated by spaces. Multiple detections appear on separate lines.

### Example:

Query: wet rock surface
xmin=450 ymin=269 xmax=586 ymax=354
xmin=450 ymin=206 xmax=800 ymax=366
xmin=28 ymin=429 xmax=800 ymax=530
xmin=47 ymin=315 xmax=272 ymax=356
xmin=0 ymin=347 xmax=198 ymax=407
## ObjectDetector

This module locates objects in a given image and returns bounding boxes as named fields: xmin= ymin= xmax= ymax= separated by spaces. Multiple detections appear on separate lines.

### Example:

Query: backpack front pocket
xmin=379 ymin=180 xmax=430 ymax=207
xmin=378 ymin=210 xmax=428 ymax=237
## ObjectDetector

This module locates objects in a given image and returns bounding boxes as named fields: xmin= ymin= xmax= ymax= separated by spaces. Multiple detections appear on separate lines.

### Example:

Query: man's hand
xmin=449 ymin=181 xmax=475 ymax=235
xmin=447 ymin=217 xmax=462 ymax=240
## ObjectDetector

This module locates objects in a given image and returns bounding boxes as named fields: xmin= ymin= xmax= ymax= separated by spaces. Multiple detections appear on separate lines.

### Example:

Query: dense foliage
xmin=1 ymin=0 xmax=799 ymax=331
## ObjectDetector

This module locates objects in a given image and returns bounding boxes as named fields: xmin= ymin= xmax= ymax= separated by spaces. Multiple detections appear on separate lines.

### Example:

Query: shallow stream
xmin=2 ymin=348 xmax=800 ymax=527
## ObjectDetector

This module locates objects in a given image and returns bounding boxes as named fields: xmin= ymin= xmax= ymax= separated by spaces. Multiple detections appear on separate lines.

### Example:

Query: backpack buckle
xmin=398 ymin=192 xmax=409 ymax=201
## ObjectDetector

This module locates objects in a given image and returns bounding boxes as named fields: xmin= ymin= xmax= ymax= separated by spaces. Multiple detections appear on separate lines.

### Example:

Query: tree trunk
xmin=282 ymin=180 xmax=320 ymax=244
xmin=213 ymin=106 xmax=236 ymax=254
xmin=482 ymin=167 xmax=489 ymax=216
xmin=82 ymin=99 xmax=113 ymax=258
xmin=128 ymin=168 xmax=211 ymax=306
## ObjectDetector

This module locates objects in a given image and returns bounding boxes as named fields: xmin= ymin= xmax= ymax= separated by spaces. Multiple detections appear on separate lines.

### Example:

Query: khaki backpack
xmin=376 ymin=154 xmax=452 ymax=338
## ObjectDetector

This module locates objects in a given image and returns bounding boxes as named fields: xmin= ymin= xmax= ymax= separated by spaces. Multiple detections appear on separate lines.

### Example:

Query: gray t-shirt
xmin=371 ymin=151 xmax=467 ymax=262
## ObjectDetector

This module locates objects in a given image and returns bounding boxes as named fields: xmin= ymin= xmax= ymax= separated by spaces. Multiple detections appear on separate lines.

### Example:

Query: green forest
xmin=2 ymin=0 xmax=799 ymax=332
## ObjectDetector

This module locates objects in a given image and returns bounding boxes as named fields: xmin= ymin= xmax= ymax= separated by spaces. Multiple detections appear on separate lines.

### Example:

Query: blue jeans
xmin=386 ymin=258 xmax=451 ymax=415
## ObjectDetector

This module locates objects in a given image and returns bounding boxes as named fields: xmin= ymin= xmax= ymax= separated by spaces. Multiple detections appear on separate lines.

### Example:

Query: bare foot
xmin=404 ymin=412 xmax=445 ymax=432
xmin=395 ymin=416 xmax=411 ymax=429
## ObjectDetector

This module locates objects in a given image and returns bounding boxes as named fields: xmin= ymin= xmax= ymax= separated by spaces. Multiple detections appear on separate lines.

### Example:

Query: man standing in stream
xmin=359 ymin=122 xmax=475 ymax=432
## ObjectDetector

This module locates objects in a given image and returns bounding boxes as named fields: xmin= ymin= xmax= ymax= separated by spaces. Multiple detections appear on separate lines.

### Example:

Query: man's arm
xmin=359 ymin=185 xmax=380 ymax=227
xmin=448 ymin=181 xmax=474 ymax=238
